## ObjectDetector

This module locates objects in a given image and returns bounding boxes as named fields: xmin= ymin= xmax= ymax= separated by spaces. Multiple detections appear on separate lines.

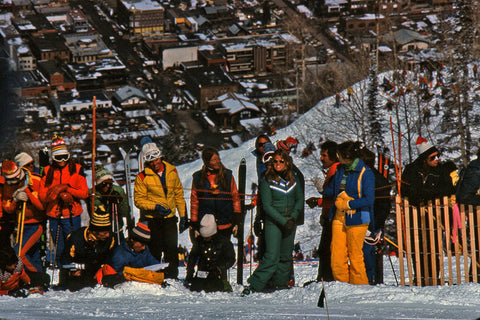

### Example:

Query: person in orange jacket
xmin=306 ymin=140 xmax=339 ymax=283
xmin=1 ymin=156 xmax=46 ymax=274
xmin=39 ymin=135 xmax=89 ymax=266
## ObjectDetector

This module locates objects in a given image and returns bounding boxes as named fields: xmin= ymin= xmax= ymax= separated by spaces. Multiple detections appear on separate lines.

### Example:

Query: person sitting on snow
xmin=0 ymin=246 xmax=31 ymax=297
xmin=99 ymin=221 xmax=162 ymax=288
xmin=185 ymin=214 xmax=236 ymax=292
xmin=59 ymin=206 xmax=115 ymax=291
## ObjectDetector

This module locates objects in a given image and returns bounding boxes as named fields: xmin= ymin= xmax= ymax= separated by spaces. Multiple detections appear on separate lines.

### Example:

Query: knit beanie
xmin=142 ymin=143 xmax=162 ymax=162
xmin=90 ymin=205 xmax=111 ymax=232
xmin=276 ymin=136 xmax=298 ymax=153
xmin=199 ymin=214 xmax=217 ymax=238
xmin=1 ymin=160 xmax=25 ymax=181
xmin=95 ymin=166 xmax=114 ymax=184
xmin=51 ymin=135 xmax=69 ymax=157
xmin=14 ymin=152 xmax=33 ymax=168
xmin=131 ymin=221 xmax=151 ymax=243
xmin=416 ymin=137 xmax=438 ymax=159
xmin=262 ymin=142 xmax=276 ymax=164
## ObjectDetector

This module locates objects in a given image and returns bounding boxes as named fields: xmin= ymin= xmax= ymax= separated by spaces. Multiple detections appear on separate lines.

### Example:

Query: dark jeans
xmin=316 ymin=222 xmax=333 ymax=282
xmin=149 ymin=217 xmax=179 ymax=278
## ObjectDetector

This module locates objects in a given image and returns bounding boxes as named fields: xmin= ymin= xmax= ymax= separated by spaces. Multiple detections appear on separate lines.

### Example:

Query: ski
xmin=119 ymin=146 xmax=136 ymax=232
xmin=236 ymin=158 xmax=246 ymax=285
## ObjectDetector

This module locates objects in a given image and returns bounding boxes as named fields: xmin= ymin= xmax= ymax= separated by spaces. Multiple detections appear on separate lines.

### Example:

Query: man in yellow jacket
xmin=134 ymin=142 xmax=187 ymax=279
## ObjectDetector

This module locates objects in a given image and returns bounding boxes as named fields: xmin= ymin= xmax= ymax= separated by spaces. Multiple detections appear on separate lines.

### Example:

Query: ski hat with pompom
xmin=14 ymin=152 xmax=33 ymax=168
xmin=142 ymin=143 xmax=162 ymax=162
xmin=1 ymin=160 xmax=24 ymax=181
xmin=51 ymin=135 xmax=69 ymax=157
xmin=416 ymin=137 xmax=438 ymax=159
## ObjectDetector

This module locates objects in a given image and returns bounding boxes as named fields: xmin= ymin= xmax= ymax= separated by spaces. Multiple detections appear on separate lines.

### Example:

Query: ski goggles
xmin=53 ymin=153 xmax=70 ymax=162
xmin=144 ymin=150 xmax=162 ymax=162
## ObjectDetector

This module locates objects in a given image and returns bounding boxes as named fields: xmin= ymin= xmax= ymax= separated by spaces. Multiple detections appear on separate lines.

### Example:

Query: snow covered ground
xmin=1 ymin=258 xmax=479 ymax=320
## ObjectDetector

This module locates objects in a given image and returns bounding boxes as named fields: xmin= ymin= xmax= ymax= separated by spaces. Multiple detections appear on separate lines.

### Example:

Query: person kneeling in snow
xmin=99 ymin=221 xmax=164 ymax=288
xmin=0 ymin=246 xmax=32 ymax=297
xmin=185 ymin=214 xmax=236 ymax=292
xmin=59 ymin=207 xmax=115 ymax=291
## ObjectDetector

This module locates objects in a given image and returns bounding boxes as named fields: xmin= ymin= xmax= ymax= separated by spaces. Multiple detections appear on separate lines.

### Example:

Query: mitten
xmin=314 ymin=176 xmax=325 ymax=193
xmin=179 ymin=217 xmax=188 ymax=233
xmin=335 ymin=191 xmax=354 ymax=211
xmin=283 ymin=217 xmax=295 ymax=234
xmin=13 ymin=188 xmax=29 ymax=202
xmin=155 ymin=205 xmax=171 ymax=217
xmin=46 ymin=184 xmax=68 ymax=201
xmin=306 ymin=197 xmax=320 ymax=208
xmin=59 ymin=192 xmax=74 ymax=206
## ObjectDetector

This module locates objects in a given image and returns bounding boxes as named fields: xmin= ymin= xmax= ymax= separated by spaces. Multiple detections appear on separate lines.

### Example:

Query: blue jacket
xmin=323 ymin=158 xmax=375 ymax=227
xmin=108 ymin=241 xmax=159 ymax=273
xmin=456 ymin=158 xmax=480 ymax=206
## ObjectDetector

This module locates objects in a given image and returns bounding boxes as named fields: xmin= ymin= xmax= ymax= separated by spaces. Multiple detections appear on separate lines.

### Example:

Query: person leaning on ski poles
xmin=38 ymin=135 xmax=89 ymax=266
xmin=88 ymin=165 xmax=131 ymax=244
xmin=134 ymin=142 xmax=187 ymax=279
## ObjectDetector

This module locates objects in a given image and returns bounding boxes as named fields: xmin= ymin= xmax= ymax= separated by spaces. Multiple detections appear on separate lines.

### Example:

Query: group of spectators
xmin=2 ymin=130 xmax=479 ymax=296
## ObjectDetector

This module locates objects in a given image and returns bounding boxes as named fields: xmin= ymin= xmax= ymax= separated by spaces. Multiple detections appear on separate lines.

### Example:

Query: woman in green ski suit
xmin=244 ymin=149 xmax=304 ymax=293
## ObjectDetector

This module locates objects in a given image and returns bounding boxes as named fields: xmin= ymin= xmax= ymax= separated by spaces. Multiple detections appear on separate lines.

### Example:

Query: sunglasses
xmin=53 ymin=154 xmax=70 ymax=162
xmin=273 ymin=159 xmax=285 ymax=164
xmin=428 ymin=154 xmax=439 ymax=161
xmin=99 ymin=181 xmax=112 ymax=188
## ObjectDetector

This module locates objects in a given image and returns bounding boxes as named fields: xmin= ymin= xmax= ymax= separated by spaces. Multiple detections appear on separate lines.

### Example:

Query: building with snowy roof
xmin=117 ymin=0 xmax=165 ymax=39
xmin=64 ymin=33 xmax=113 ymax=64
xmin=53 ymin=89 xmax=111 ymax=113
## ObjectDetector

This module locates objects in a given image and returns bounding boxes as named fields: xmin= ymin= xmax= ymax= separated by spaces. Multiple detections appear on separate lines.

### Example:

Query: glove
xmin=283 ymin=217 xmax=295 ymax=235
xmin=306 ymin=197 xmax=320 ymax=208
xmin=155 ymin=205 xmax=172 ymax=217
xmin=232 ymin=224 xmax=238 ymax=237
xmin=335 ymin=191 xmax=354 ymax=211
xmin=46 ymin=184 xmax=68 ymax=201
xmin=253 ymin=219 xmax=262 ymax=237
xmin=179 ymin=217 xmax=188 ymax=233
xmin=365 ymin=229 xmax=382 ymax=245
xmin=8 ymin=288 xmax=29 ymax=298
xmin=13 ymin=187 xmax=29 ymax=202
xmin=59 ymin=192 xmax=74 ymax=206
xmin=102 ymin=273 xmax=126 ymax=288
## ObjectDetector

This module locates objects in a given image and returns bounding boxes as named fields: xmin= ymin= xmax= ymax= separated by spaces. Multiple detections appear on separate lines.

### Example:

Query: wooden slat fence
xmin=395 ymin=195 xmax=479 ymax=286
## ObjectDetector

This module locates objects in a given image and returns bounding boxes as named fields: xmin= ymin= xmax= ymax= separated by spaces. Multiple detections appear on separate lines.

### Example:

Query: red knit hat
xmin=1 ymin=160 xmax=23 ymax=180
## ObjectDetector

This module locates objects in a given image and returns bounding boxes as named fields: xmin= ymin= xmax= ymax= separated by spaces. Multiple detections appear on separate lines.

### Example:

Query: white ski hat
xmin=416 ymin=137 xmax=438 ymax=158
xmin=199 ymin=214 xmax=217 ymax=238
xmin=142 ymin=143 xmax=162 ymax=162
xmin=14 ymin=152 xmax=33 ymax=168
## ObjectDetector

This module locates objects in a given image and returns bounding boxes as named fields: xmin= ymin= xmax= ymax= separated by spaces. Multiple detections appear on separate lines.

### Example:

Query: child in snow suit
xmin=185 ymin=214 xmax=236 ymax=292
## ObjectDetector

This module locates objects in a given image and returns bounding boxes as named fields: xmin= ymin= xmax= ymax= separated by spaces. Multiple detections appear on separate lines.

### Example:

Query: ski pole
xmin=17 ymin=202 xmax=26 ymax=256
xmin=113 ymin=202 xmax=120 ymax=245
xmin=317 ymin=277 xmax=329 ymax=319
xmin=388 ymin=247 xmax=399 ymax=286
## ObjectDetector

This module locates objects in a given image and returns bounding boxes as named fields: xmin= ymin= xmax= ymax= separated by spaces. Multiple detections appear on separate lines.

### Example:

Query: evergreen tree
xmin=367 ymin=55 xmax=384 ymax=149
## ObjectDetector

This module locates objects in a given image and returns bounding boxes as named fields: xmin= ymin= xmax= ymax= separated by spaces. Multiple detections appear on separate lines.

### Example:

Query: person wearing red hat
xmin=38 ymin=135 xmax=89 ymax=267
xmin=401 ymin=136 xmax=455 ymax=285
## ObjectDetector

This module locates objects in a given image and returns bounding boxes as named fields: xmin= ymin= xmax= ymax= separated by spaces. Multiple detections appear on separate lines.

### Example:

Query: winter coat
xmin=252 ymin=149 xmax=268 ymax=183
xmin=401 ymin=159 xmax=455 ymax=206
xmin=108 ymin=241 xmax=159 ymax=273
xmin=0 ymin=171 xmax=45 ymax=224
xmin=60 ymin=226 xmax=115 ymax=277
xmin=39 ymin=163 xmax=89 ymax=218
xmin=320 ymin=162 xmax=339 ymax=221
xmin=456 ymin=158 xmax=480 ymax=206
xmin=190 ymin=169 xmax=241 ymax=229
xmin=0 ymin=258 xmax=30 ymax=295
xmin=260 ymin=175 xmax=304 ymax=227
xmin=134 ymin=162 xmax=186 ymax=221
xmin=186 ymin=234 xmax=235 ymax=281
xmin=88 ymin=184 xmax=131 ymax=230
xmin=323 ymin=158 xmax=375 ymax=227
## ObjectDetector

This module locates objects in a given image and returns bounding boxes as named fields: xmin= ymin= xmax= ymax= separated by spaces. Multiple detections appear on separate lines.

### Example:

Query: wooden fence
xmin=395 ymin=195 xmax=480 ymax=286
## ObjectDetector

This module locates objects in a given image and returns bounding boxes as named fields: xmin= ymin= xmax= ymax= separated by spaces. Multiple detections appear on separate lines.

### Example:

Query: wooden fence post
xmin=435 ymin=198 xmax=444 ymax=285
xmin=396 ymin=196 xmax=405 ymax=286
